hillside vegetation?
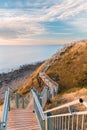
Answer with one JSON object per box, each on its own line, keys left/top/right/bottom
{"left": 46, "top": 40, "right": 87, "bottom": 92}
{"left": 18, "top": 40, "right": 87, "bottom": 98}
{"left": 18, "top": 58, "right": 54, "bottom": 94}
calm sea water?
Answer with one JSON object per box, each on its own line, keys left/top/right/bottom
{"left": 0, "top": 45, "right": 63, "bottom": 73}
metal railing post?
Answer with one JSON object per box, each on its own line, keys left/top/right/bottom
{"left": 22, "top": 97, "right": 24, "bottom": 108}
{"left": 1, "top": 88, "right": 10, "bottom": 129}
{"left": 8, "top": 88, "right": 10, "bottom": 111}
{"left": 0, "top": 122, "right": 2, "bottom": 129}
{"left": 45, "top": 118, "right": 48, "bottom": 130}
{"left": 15, "top": 93, "right": 19, "bottom": 108}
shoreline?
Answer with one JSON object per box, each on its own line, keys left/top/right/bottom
{"left": 0, "top": 61, "right": 44, "bottom": 104}
{"left": 0, "top": 61, "right": 44, "bottom": 74}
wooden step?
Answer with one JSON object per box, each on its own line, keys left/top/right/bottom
{"left": 7, "top": 99, "right": 40, "bottom": 130}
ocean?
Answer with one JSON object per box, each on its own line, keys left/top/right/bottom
{"left": 0, "top": 45, "right": 63, "bottom": 73}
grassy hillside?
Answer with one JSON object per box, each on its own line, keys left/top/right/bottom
{"left": 18, "top": 58, "right": 55, "bottom": 94}
{"left": 18, "top": 63, "right": 44, "bottom": 94}
{"left": 47, "top": 40, "right": 87, "bottom": 92}
{"left": 18, "top": 40, "right": 87, "bottom": 97}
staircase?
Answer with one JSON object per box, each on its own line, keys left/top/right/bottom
{"left": 0, "top": 88, "right": 40, "bottom": 130}
{"left": 1, "top": 43, "right": 87, "bottom": 130}
{"left": 7, "top": 99, "right": 39, "bottom": 130}
{"left": 0, "top": 88, "right": 87, "bottom": 130}
{"left": 39, "top": 72, "right": 59, "bottom": 97}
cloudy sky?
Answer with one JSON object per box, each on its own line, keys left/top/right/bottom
{"left": 0, "top": 0, "right": 87, "bottom": 45}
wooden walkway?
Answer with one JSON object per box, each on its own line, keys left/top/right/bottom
{"left": 39, "top": 72, "right": 58, "bottom": 93}
{"left": 7, "top": 99, "right": 40, "bottom": 130}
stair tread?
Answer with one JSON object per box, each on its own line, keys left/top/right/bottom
{"left": 7, "top": 99, "right": 40, "bottom": 130}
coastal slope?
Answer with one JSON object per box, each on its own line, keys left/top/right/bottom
{"left": 18, "top": 40, "right": 87, "bottom": 98}
{"left": 47, "top": 40, "right": 87, "bottom": 91}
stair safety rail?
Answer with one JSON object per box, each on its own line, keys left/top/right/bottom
{"left": 9, "top": 88, "right": 30, "bottom": 109}
{"left": 46, "top": 110, "right": 87, "bottom": 130}
{"left": 43, "top": 98, "right": 84, "bottom": 114}
{"left": 31, "top": 89, "right": 47, "bottom": 130}
{"left": 0, "top": 88, "right": 10, "bottom": 129}
{"left": 32, "top": 88, "right": 87, "bottom": 130}
{"left": 0, "top": 88, "right": 30, "bottom": 130}
{"left": 43, "top": 98, "right": 87, "bottom": 130}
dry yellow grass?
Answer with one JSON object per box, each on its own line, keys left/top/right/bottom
{"left": 47, "top": 40, "right": 87, "bottom": 91}
{"left": 45, "top": 87, "right": 87, "bottom": 113}
{"left": 18, "top": 59, "right": 52, "bottom": 95}
{"left": 18, "top": 40, "right": 87, "bottom": 103}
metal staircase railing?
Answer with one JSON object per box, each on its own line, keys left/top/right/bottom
{"left": 43, "top": 98, "right": 85, "bottom": 114}
{"left": 1, "top": 87, "right": 87, "bottom": 130}
{"left": 43, "top": 98, "right": 87, "bottom": 130}
{"left": 0, "top": 88, "right": 30, "bottom": 130}
{"left": 32, "top": 88, "right": 87, "bottom": 130}
{"left": 46, "top": 110, "right": 87, "bottom": 130}
{"left": 31, "top": 89, "right": 47, "bottom": 130}
{"left": 0, "top": 88, "right": 10, "bottom": 130}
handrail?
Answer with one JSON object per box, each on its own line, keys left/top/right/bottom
{"left": 43, "top": 98, "right": 84, "bottom": 114}
{"left": 31, "top": 89, "right": 47, "bottom": 130}
{"left": 31, "top": 89, "right": 46, "bottom": 120}
{"left": 46, "top": 110, "right": 87, "bottom": 130}
{"left": 47, "top": 110, "right": 87, "bottom": 118}
{"left": 32, "top": 88, "right": 87, "bottom": 130}
{"left": 9, "top": 87, "right": 30, "bottom": 109}
{"left": 0, "top": 87, "right": 30, "bottom": 129}
{"left": 39, "top": 72, "right": 58, "bottom": 87}
{"left": 1, "top": 88, "right": 10, "bottom": 128}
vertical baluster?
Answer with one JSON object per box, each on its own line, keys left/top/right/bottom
{"left": 58, "top": 117, "right": 60, "bottom": 130}
{"left": 55, "top": 117, "right": 57, "bottom": 130}
{"left": 60, "top": 116, "right": 62, "bottom": 130}
{"left": 22, "top": 97, "right": 24, "bottom": 108}
{"left": 54, "top": 117, "right": 55, "bottom": 130}
{"left": 72, "top": 115, "right": 74, "bottom": 130}
{"left": 15, "top": 93, "right": 19, "bottom": 108}
{"left": 55, "top": 117, "right": 56, "bottom": 130}
{"left": 53, "top": 117, "right": 54, "bottom": 130}
{"left": 45, "top": 118, "right": 48, "bottom": 130}
{"left": 0, "top": 122, "right": 1, "bottom": 129}
{"left": 81, "top": 115, "right": 84, "bottom": 130}
{"left": 56, "top": 117, "right": 58, "bottom": 130}
{"left": 8, "top": 88, "right": 10, "bottom": 111}
{"left": 0, "top": 122, "right": 2, "bottom": 129}
{"left": 68, "top": 116, "right": 70, "bottom": 130}
{"left": 76, "top": 115, "right": 78, "bottom": 130}
{"left": 8, "top": 94, "right": 10, "bottom": 111}
{"left": 65, "top": 116, "right": 66, "bottom": 130}
{"left": 62, "top": 116, "right": 63, "bottom": 130}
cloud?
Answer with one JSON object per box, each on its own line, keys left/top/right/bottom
{"left": 0, "top": 0, "right": 87, "bottom": 40}
{"left": 44, "top": 0, "right": 87, "bottom": 21}
{"left": 69, "top": 17, "right": 87, "bottom": 33}
{"left": 0, "top": 18, "right": 46, "bottom": 39}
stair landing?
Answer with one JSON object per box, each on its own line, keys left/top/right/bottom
{"left": 7, "top": 99, "right": 40, "bottom": 130}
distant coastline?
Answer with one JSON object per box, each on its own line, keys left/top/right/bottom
{"left": 0, "top": 45, "right": 63, "bottom": 74}
{"left": 0, "top": 62, "right": 43, "bottom": 104}
{"left": 0, "top": 61, "right": 44, "bottom": 74}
